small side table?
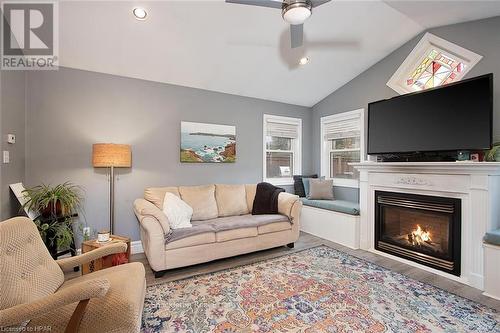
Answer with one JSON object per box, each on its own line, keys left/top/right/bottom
{"left": 81, "top": 235, "right": 131, "bottom": 274}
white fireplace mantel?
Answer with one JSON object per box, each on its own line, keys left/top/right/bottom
{"left": 352, "top": 161, "right": 500, "bottom": 289}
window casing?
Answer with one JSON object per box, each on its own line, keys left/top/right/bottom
{"left": 263, "top": 114, "right": 302, "bottom": 185}
{"left": 387, "top": 33, "right": 482, "bottom": 95}
{"left": 320, "top": 109, "right": 364, "bottom": 188}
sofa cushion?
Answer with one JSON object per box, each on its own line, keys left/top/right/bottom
{"left": 258, "top": 221, "right": 292, "bottom": 234}
{"left": 245, "top": 184, "right": 257, "bottom": 212}
{"left": 216, "top": 227, "right": 258, "bottom": 242}
{"left": 165, "top": 232, "right": 216, "bottom": 250}
{"left": 300, "top": 198, "right": 360, "bottom": 215}
{"left": 144, "top": 186, "right": 180, "bottom": 209}
{"left": 215, "top": 184, "right": 249, "bottom": 216}
{"left": 166, "top": 223, "right": 215, "bottom": 243}
{"left": 179, "top": 184, "right": 218, "bottom": 221}
{"left": 199, "top": 214, "right": 289, "bottom": 232}
{"left": 484, "top": 229, "right": 500, "bottom": 246}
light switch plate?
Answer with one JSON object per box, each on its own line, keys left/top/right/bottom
{"left": 3, "top": 151, "right": 10, "bottom": 163}
{"left": 7, "top": 134, "right": 15, "bottom": 144}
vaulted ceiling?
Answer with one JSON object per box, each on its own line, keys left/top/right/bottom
{"left": 59, "top": 1, "right": 500, "bottom": 107}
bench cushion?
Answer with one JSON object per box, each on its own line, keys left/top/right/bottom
{"left": 300, "top": 198, "right": 360, "bottom": 215}
{"left": 484, "top": 229, "right": 500, "bottom": 246}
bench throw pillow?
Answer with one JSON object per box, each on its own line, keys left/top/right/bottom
{"left": 179, "top": 184, "right": 219, "bottom": 221}
{"left": 162, "top": 193, "right": 193, "bottom": 229}
{"left": 308, "top": 178, "right": 334, "bottom": 200}
{"left": 302, "top": 176, "right": 325, "bottom": 198}
{"left": 293, "top": 174, "right": 318, "bottom": 197}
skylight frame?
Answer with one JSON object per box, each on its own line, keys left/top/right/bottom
{"left": 387, "top": 32, "right": 483, "bottom": 95}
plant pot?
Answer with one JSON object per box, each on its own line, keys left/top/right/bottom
{"left": 41, "top": 200, "right": 63, "bottom": 218}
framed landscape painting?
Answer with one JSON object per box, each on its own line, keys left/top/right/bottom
{"left": 180, "top": 121, "right": 236, "bottom": 163}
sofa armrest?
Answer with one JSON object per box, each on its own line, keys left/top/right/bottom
{"left": 278, "top": 192, "right": 301, "bottom": 222}
{"left": 0, "top": 278, "right": 109, "bottom": 328}
{"left": 134, "top": 198, "right": 170, "bottom": 235}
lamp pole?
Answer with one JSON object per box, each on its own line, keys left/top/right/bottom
{"left": 109, "top": 165, "right": 115, "bottom": 234}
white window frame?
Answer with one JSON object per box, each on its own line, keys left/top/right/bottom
{"left": 263, "top": 114, "right": 302, "bottom": 186}
{"left": 320, "top": 109, "right": 364, "bottom": 188}
{"left": 387, "top": 32, "right": 483, "bottom": 95}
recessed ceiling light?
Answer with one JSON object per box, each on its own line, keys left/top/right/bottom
{"left": 299, "top": 57, "right": 309, "bottom": 65}
{"left": 133, "top": 7, "right": 147, "bottom": 20}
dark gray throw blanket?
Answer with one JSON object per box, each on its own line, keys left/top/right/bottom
{"left": 252, "top": 182, "right": 285, "bottom": 215}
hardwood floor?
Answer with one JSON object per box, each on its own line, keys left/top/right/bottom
{"left": 68, "top": 231, "right": 500, "bottom": 311}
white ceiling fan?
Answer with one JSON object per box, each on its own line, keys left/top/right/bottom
{"left": 226, "top": 0, "right": 332, "bottom": 48}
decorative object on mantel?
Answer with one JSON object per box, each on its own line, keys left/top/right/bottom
{"left": 180, "top": 121, "right": 236, "bottom": 163}
{"left": 485, "top": 142, "right": 500, "bottom": 161}
{"left": 142, "top": 246, "right": 500, "bottom": 332}
{"left": 92, "top": 143, "right": 132, "bottom": 234}
{"left": 457, "top": 150, "right": 470, "bottom": 161}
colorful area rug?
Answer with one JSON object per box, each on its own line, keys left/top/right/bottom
{"left": 141, "top": 246, "right": 500, "bottom": 332}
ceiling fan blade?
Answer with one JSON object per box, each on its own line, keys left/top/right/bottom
{"left": 225, "top": 0, "right": 283, "bottom": 9}
{"left": 310, "top": 0, "right": 332, "bottom": 8}
{"left": 290, "top": 24, "right": 303, "bottom": 48}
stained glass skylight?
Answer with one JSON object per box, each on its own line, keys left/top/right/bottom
{"left": 406, "top": 49, "right": 465, "bottom": 91}
{"left": 387, "top": 33, "right": 482, "bottom": 95}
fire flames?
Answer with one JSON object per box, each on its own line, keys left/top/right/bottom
{"left": 408, "top": 225, "right": 432, "bottom": 246}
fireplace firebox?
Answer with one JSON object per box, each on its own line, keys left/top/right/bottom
{"left": 375, "top": 191, "right": 461, "bottom": 276}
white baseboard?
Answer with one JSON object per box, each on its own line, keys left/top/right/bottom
{"left": 130, "top": 240, "right": 144, "bottom": 254}
{"left": 76, "top": 240, "right": 144, "bottom": 255}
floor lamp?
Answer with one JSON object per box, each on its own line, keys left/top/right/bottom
{"left": 92, "top": 143, "right": 132, "bottom": 234}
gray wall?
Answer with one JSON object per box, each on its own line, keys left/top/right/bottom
{"left": 1, "top": 71, "right": 26, "bottom": 219}
{"left": 25, "top": 68, "right": 312, "bottom": 241}
{"left": 312, "top": 17, "right": 500, "bottom": 201}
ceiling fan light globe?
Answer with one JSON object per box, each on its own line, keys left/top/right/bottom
{"left": 282, "top": 6, "right": 311, "bottom": 25}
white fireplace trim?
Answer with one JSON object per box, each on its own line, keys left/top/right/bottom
{"left": 352, "top": 162, "right": 500, "bottom": 290}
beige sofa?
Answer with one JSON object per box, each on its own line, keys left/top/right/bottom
{"left": 133, "top": 184, "right": 302, "bottom": 277}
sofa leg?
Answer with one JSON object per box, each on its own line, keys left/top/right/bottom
{"left": 153, "top": 270, "right": 166, "bottom": 278}
{"left": 286, "top": 242, "right": 294, "bottom": 249}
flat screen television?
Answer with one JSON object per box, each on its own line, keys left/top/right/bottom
{"left": 367, "top": 74, "right": 493, "bottom": 155}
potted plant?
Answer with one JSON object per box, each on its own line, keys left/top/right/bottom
{"left": 22, "top": 182, "right": 83, "bottom": 257}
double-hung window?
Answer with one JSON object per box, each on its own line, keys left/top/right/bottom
{"left": 263, "top": 114, "right": 302, "bottom": 185}
{"left": 320, "top": 109, "right": 364, "bottom": 188}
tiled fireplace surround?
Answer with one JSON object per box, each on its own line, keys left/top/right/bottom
{"left": 353, "top": 162, "right": 500, "bottom": 290}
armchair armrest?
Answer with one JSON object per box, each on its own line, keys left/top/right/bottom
{"left": 278, "top": 192, "right": 301, "bottom": 222}
{"left": 134, "top": 198, "right": 170, "bottom": 235}
{"left": 56, "top": 242, "right": 127, "bottom": 272}
{"left": 0, "top": 278, "right": 110, "bottom": 327}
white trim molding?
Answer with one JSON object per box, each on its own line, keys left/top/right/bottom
{"left": 320, "top": 109, "right": 365, "bottom": 188}
{"left": 387, "top": 32, "right": 483, "bottom": 95}
{"left": 263, "top": 114, "right": 302, "bottom": 186}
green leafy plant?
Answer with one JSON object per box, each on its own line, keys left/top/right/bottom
{"left": 22, "top": 182, "right": 83, "bottom": 250}
{"left": 485, "top": 142, "right": 500, "bottom": 161}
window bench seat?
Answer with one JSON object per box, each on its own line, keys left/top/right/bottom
{"left": 300, "top": 198, "right": 360, "bottom": 249}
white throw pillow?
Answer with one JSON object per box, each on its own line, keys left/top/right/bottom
{"left": 162, "top": 192, "right": 193, "bottom": 229}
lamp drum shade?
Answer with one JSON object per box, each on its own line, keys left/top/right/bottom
{"left": 92, "top": 143, "right": 132, "bottom": 167}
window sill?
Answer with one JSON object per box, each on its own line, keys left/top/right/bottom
{"left": 264, "top": 178, "right": 294, "bottom": 186}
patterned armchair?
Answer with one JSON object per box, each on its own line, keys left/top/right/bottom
{"left": 0, "top": 217, "right": 146, "bottom": 332}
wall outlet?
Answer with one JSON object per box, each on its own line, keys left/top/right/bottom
{"left": 7, "top": 134, "right": 15, "bottom": 144}
{"left": 3, "top": 151, "right": 9, "bottom": 164}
